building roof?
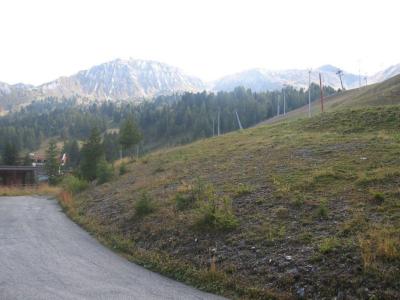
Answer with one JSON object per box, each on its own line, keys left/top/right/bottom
{"left": 0, "top": 165, "right": 37, "bottom": 171}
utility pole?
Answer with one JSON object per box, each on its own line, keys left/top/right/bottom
{"left": 277, "top": 94, "right": 280, "bottom": 116}
{"left": 319, "top": 73, "right": 324, "bottom": 113}
{"left": 336, "top": 69, "right": 345, "bottom": 90}
{"left": 282, "top": 86, "right": 286, "bottom": 115}
{"left": 308, "top": 69, "right": 312, "bottom": 118}
{"left": 235, "top": 111, "right": 243, "bottom": 130}
{"left": 212, "top": 117, "right": 215, "bottom": 137}
{"left": 217, "top": 110, "right": 220, "bottom": 136}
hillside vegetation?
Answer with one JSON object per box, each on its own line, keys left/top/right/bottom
{"left": 265, "top": 74, "right": 400, "bottom": 124}
{"left": 61, "top": 79, "right": 400, "bottom": 299}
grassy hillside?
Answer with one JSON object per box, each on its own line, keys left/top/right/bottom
{"left": 264, "top": 74, "right": 400, "bottom": 124}
{"left": 60, "top": 77, "right": 400, "bottom": 299}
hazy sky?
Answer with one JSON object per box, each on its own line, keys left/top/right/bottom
{"left": 1, "top": 0, "right": 399, "bottom": 85}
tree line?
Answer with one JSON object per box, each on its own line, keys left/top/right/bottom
{"left": 0, "top": 84, "right": 336, "bottom": 164}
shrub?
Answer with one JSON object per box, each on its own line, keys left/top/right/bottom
{"left": 174, "top": 192, "right": 195, "bottom": 211}
{"left": 62, "top": 175, "right": 88, "bottom": 194}
{"left": 119, "top": 162, "right": 127, "bottom": 176}
{"left": 195, "top": 188, "right": 239, "bottom": 231}
{"left": 135, "top": 192, "right": 155, "bottom": 217}
{"left": 96, "top": 159, "right": 114, "bottom": 184}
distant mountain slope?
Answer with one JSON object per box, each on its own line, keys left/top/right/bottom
{"left": 369, "top": 63, "right": 400, "bottom": 84}
{"left": 39, "top": 59, "right": 206, "bottom": 101}
{"left": 0, "top": 59, "right": 206, "bottom": 110}
{"left": 0, "top": 81, "right": 39, "bottom": 111}
{"left": 0, "top": 60, "right": 399, "bottom": 111}
{"left": 212, "top": 65, "right": 360, "bottom": 92}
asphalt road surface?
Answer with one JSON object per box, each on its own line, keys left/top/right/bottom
{"left": 0, "top": 196, "right": 226, "bottom": 300}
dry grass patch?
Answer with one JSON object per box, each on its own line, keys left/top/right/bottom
{"left": 0, "top": 184, "right": 61, "bottom": 196}
{"left": 359, "top": 226, "right": 400, "bottom": 269}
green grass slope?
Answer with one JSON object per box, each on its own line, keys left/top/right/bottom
{"left": 63, "top": 78, "right": 400, "bottom": 299}
{"left": 265, "top": 74, "right": 400, "bottom": 124}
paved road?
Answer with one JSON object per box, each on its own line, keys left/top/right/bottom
{"left": 0, "top": 196, "right": 226, "bottom": 300}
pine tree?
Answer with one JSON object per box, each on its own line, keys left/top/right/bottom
{"left": 45, "top": 140, "right": 60, "bottom": 185}
{"left": 80, "top": 128, "right": 104, "bottom": 181}
{"left": 63, "top": 139, "right": 80, "bottom": 167}
{"left": 2, "top": 143, "right": 18, "bottom": 165}
{"left": 119, "top": 118, "right": 142, "bottom": 158}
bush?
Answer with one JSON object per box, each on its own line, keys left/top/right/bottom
{"left": 119, "top": 162, "right": 127, "bottom": 176}
{"left": 195, "top": 185, "right": 239, "bottom": 231}
{"left": 135, "top": 192, "right": 155, "bottom": 217}
{"left": 96, "top": 160, "right": 114, "bottom": 184}
{"left": 174, "top": 192, "right": 195, "bottom": 211}
{"left": 62, "top": 175, "right": 88, "bottom": 194}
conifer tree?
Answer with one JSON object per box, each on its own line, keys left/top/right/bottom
{"left": 119, "top": 118, "right": 142, "bottom": 158}
{"left": 80, "top": 128, "right": 104, "bottom": 181}
{"left": 45, "top": 140, "right": 60, "bottom": 185}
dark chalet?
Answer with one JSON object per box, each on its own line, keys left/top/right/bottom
{"left": 0, "top": 166, "right": 38, "bottom": 186}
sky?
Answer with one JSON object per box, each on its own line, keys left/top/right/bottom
{"left": 0, "top": 0, "right": 399, "bottom": 85}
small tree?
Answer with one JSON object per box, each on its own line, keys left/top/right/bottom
{"left": 45, "top": 140, "right": 60, "bottom": 185}
{"left": 80, "top": 128, "right": 104, "bottom": 181}
{"left": 96, "top": 159, "right": 114, "bottom": 184}
{"left": 63, "top": 139, "right": 80, "bottom": 168}
{"left": 2, "top": 143, "right": 18, "bottom": 165}
{"left": 119, "top": 118, "right": 142, "bottom": 159}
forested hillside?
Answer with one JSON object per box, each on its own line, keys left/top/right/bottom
{"left": 0, "top": 84, "right": 335, "bottom": 158}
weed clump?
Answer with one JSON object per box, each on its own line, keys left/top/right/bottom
{"left": 370, "top": 191, "right": 385, "bottom": 204}
{"left": 135, "top": 192, "right": 156, "bottom": 217}
{"left": 315, "top": 200, "right": 329, "bottom": 219}
{"left": 319, "top": 237, "right": 340, "bottom": 254}
{"left": 291, "top": 194, "right": 305, "bottom": 208}
{"left": 119, "top": 162, "right": 127, "bottom": 175}
{"left": 260, "top": 223, "right": 286, "bottom": 241}
{"left": 174, "top": 192, "right": 194, "bottom": 211}
{"left": 194, "top": 184, "right": 238, "bottom": 231}
{"left": 62, "top": 175, "right": 88, "bottom": 194}
{"left": 96, "top": 160, "right": 114, "bottom": 184}
{"left": 275, "top": 206, "right": 289, "bottom": 219}
{"left": 235, "top": 183, "right": 254, "bottom": 197}
{"left": 359, "top": 227, "right": 400, "bottom": 269}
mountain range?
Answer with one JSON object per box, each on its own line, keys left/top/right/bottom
{"left": 1, "top": 59, "right": 399, "bottom": 111}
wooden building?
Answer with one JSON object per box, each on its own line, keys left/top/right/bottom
{"left": 0, "top": 166, "right": 38, "bottom": 186}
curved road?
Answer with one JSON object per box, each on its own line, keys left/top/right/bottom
{"left": 0, "top": 196, "right": 226, "bottom": 300}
